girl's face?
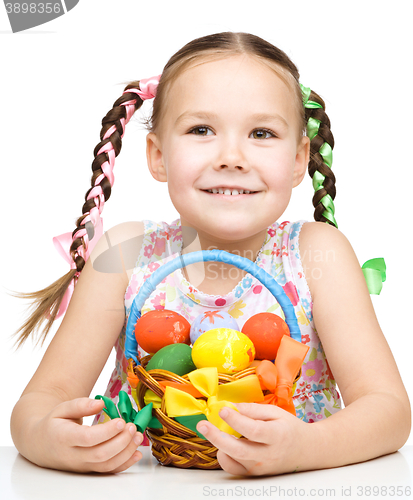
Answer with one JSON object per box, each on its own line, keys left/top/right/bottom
{"left": 146, "top": 55, "right": 309, "bottom": 246}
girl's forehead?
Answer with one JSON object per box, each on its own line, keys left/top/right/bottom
{"left": 161, "top": 55, "right": 298, "bottom": 124}
{"left": 173, "top": 55, "right": 290, "bottom": 96}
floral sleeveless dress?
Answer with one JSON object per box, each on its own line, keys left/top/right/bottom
{"left": 93, "top": 219, "right": 342, "bottom": 445}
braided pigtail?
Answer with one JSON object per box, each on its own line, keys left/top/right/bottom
{"left": 70, "top": 81, "right": 152, "bottom": 274}
{"left": 300, "top": 85, "right": 337, "bottom": 228}
{"left": 11, "top": 76, "right": 160, "bottom": 347}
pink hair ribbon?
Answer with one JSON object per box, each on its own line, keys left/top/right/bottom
{"left": 49, "top": 75, "right": 160, "bottom": 320}
{"left": 50, "top": 215, "right": 104, "bottom": 319}
{"left": 126, "top": 75, "right": 161, "bottom": 101}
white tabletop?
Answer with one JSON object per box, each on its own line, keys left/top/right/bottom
{"left": 1, "top": 446, "right": 412, "bottom": 500}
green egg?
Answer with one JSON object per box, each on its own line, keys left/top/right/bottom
{"left": 146, "top": 343, "right": 196, "bottom": 376}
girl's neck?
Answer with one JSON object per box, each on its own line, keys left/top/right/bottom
{"left": 180, "top": 220, "right": 267, "bottom": 258}
{"left": 179, "top": 219, "right": 268, "bottom": 296}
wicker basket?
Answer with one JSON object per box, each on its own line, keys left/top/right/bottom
{"left": 124, "top": 250, "right": 302, "bottom": 469}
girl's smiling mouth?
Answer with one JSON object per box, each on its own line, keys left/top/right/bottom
{"left": 201, "top": 187, "right": 260, "bottom": 196}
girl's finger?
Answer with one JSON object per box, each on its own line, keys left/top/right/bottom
{"left": 84, "top": 425, "right": 143, "bottom": 464}
{"left": 86, "top": 433, "right": 143, "bottom": 473}
{"left": 216, "top": 449, "right": 249, "bottom": 476}
{"left": 71, "top": 418, "right": 130, "bottom": 448}
{"left": 234, "top": 402, "right": 292, "bottom": 421}
{"left": 218, "top": 407, "right": 269, "bottom": 444}
{"left": 197, "top": 420, "right": 263, "bottom": 459}
{"left": 110, "top": 450, "right": 143, "bottom": 474}
{"left": 52, "top": 398, "right": 104, "bottom": 420}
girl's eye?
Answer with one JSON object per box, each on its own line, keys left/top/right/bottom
{"left": 250, "top": 129, "right": 275, "bottom": 140}
{"left": 189, "top": 126, "right": 213, "bottom": 136}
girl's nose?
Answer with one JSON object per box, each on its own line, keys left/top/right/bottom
{"left": 214, "top": 137, "right": 250, "bottom": 172}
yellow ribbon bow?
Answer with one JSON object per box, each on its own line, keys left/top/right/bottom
{"left": 164, "top": 367, "right": 264, "bottom": 437}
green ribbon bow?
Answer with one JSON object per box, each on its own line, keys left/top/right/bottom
{"left": 300, "top": 83, "right": 337, "bottom": 228}
{"left": 95, "top": 391, "right": 155, "bottom": 433}
{"left": 362, "top": 258, "right": 386, "bottom": 295}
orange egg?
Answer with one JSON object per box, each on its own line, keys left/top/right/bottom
{"left": 241, "top": 313, "right": 290, "bottom": 360}
{"left": 134, "top": 310, "right": 191, "bottom": 354}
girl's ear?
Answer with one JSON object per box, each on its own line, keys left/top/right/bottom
{"left": 293, "top": 135, "right": 310, "bottom": 187}
{"left": 146, "top": 132, "right": 168, "bottom": 182}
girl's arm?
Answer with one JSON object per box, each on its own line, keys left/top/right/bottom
{"left": 197, "top": 222, "right": 411, "bottom": 475}
{"left": 297, "top": 222, "right": 411, "bottom": 467}
{"left": 10, "top": 223, "right": 144, "bottom": 473}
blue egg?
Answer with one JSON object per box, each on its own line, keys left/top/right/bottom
{"left": 190, "top": 311, "right": 240, "bottom": 344}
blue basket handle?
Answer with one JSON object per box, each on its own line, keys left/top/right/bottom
{"left": 125, "top": 250, "right": 301, "bottom": 363}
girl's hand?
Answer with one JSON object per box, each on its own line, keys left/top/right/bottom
{"left": 32, "top": 398, "right": 143, "bottom": 473}
{"left": 196, "top": 403, "right": 311, "bottom": 476}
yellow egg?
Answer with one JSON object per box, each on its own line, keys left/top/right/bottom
{"left": 191, "top": 328, "right": 255, "bottom": 374}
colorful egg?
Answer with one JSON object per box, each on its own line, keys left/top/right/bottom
{"left": 135, "top": 310, "right": 190, "bottom": 354}
{"left": 241, "top": 312, "right": 290, "bottom": 360}
{"left": 146, "top": 343, "right": 196, "bottom": 376}
{"left": 190, "top": 311, "right": 239, "bottom": 344}
{"left": 191, "top": 328, "right": 255, "bottom": 374}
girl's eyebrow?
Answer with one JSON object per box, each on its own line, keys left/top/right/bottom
{"left": 251, "top": 112, "right": 289, "bottom": 129}
{"left": 175, "top": 111, "right": 218, "bottom": 126}
{"left": 175, "top": 111, "right": 289, "bottom": 129}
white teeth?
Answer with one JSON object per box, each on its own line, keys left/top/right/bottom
{"left": 206, "top": 188, "right": 254, "bottom": 195}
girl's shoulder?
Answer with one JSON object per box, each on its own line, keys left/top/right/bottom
{"left": 90, "top": 221, "right": 146, "bottom": 286}
{"left": 298, "top": 221, "right": 352, "bottom": 253}
{"left": 298, "top": 221, "right": 363, "bottom": 299}
{"left": 91, "top": 220, "right": 145, "bottom": 254}
{"left": 92, "top": 217, "right": 177, "bottom": 247}
{"left": 90, "top": 219, "right": 182, "bottom": 283}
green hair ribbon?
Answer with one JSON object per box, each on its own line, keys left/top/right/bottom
{"left": 300, "top": 83, "right": 337, "bottom": 228}
{"left": 362, "top": 258, "right": 386, "bottom": 295}
{"left": 301, "top": 85, "right": 386, "bottom": 295}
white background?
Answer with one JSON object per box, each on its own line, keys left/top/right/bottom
{"left": 1, "top": 1, "right": 412, "bottom": 448}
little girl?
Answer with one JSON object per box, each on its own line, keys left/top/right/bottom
{"left": 10, "top": 32, "right": 410, "bottom": 476}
